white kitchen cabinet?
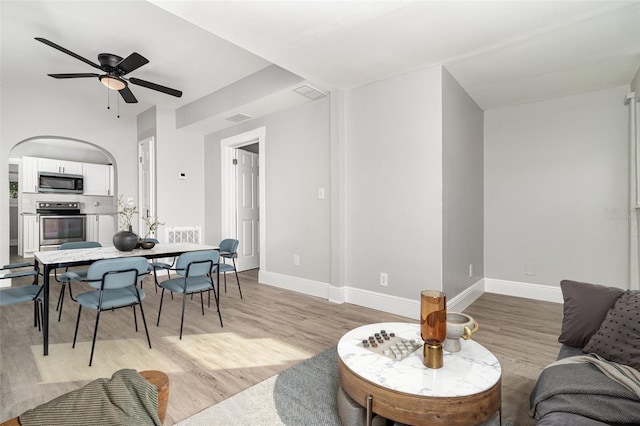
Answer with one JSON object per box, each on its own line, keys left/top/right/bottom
{"left": 83, "top": 163, "right": 113, "bottom": 196}
{"left": 86, "top": 214, "right": 115, "bottom": 247}
{"left": 21, "top": 156, "right": 39, "bottom": 193}
{"left": 22, "top": 214, "right": 39, "bottom": 256}
{"left": 38, "top": 158, "right": 83, "bottom": 175}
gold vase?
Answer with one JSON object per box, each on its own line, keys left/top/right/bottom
{"left": 420, "top": 290, "right": 446, "bottom": 369}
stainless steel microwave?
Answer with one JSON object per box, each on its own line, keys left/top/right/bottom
{"left": 38, "top": 172, "right": 84, "bottom": 194}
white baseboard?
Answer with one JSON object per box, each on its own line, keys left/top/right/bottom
{"left": 258, "top": 270, "right": 485, "bottom": 318}
{"left": 484, "top": 278, "right": 562, "bottom": 303}
{"left": 259, "top": 270, "right": 330, "bottom": 300}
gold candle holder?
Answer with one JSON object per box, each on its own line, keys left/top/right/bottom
{"left": 420, "top": 290, "right": 446, "bottom": 369}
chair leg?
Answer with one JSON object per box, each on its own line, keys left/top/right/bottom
{"left": 72, "top": 306, "right": 83, "bottom": 348}
{"left": 33, "top": 297, "right": 38, "bottom": 328}
{"left": 88, "top": 309, "right": 102, "bottom": 366}
{"left": 157, "top": 288, "right": 165, "bottom": 326}
{"left": 56, "top": 284, "right": 65, "bottom": 311}
{"left": 38, "top": 301, "right": 44, "bottom": 333}
{"left": 200, "top": 292, "right": 205, "bottom": 316}
{"left": 234, "top": 268, "right": 242, "bottom": 300}
{"left": 67, "top": 282, "right": 76, "bottom": 301}
{"left": 167, "top": 269, "right": 174, "bottom": 300}
{"left": 136, "top": 291, "right": 152, "bottom": 349}
{"left": 179, "top": 293, "right": 188, "bottom": 340}
{"left": 34, "top": 300, "right": 42, "bottom": 331}
{"left": 57, "top": 285, "right": 66, "bottom": 322}
{"left": 211, "top": 285, "right": 223, "bottom": 327}
{"left": 133, "top": 305, "right": 139, "bottom": 332}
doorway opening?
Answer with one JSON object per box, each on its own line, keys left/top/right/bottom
{"left": 138, "top": 137, "right": 156, "bottom": 237}
{"left": 221, "top": 127, "right": 265, "bottom": 272}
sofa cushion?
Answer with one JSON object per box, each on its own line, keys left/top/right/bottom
{"left": 583, "top": 291, "right": 640, "bottom": 370}
{"left": 558, "top": 280, "right": 624, "bottom": 348}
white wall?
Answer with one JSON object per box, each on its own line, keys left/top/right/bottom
{"left": 152, "top": 107, "right": 205, "bottom": 239}
{"left": 484, "top": 85, "right": 630, "bottom": 288}
{"left": 345, "top": 66, "right": 443, "bottom": 300}
{"left": 0, "top": 87, "right": 138, "bottom": 265}
{"left": 442, "top": 68, "right": 484, "bottom": 299}
{"left": 204, "top": 98, "right": 331, "bottom": 283}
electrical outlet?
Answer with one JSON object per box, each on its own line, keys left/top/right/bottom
{"left": 293, "top": 254, "right": 300, "bottom": 266}
{"left": 525, "top": 263, "right": 535, "bottom": 276}
{"left": 469, "top": 264, "right": 473, "bottom": 277}
{"left": 379, "top": 272, "right": 388, "bottom": 287}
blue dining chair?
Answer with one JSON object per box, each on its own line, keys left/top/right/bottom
{"left": 71, "top": 257, "right": 151, "bottom": 366}
{"left": 142, "top": 238, "right": 175, "bottom": 296}
{"left": 0, "top": 262, "right": 43, "bottom": 330}
{"left": 156, "top": 250, "right": 222, "bottom": 339}
{"left": 54, "top": 241, "right": 102, "bottom": 321}
{"left": 214, "top": 238, "right": 242, "bottom": 299}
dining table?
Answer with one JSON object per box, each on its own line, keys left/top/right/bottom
{"left": 33, "top": 242, "right": 220, "bottom": 356}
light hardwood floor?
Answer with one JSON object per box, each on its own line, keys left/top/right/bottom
{"left": 0, "top": 266, "right": 562, "bottom": 425}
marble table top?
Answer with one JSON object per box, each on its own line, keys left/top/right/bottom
{"left": 337, "top": 322, "right": 501, "bottom": 397}
{"left": 34, "top": 243, "right": 219, "bottom": 265}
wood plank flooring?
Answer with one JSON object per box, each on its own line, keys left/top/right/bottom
{"left": 0, "top": 267, "right": 562, "bottom": 425}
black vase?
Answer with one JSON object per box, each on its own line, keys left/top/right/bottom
{"left": 113, "top": 229, "right": 139, "bottom": 251}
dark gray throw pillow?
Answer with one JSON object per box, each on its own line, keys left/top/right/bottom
{"left": 583, "top": 291, "right": 640, "bottom": 370}
{"left": 558, "top": 280, "right": 624, "bottom": 348}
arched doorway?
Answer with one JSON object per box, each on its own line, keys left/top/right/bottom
{"left": 8, "top": 137, "right": 117, "bottom": 260}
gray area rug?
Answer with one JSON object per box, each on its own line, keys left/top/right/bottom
{"left": 177, "top": 347, "right": 525, "bottom": 426}
{"left": 177, "top": 348, "right": 340, "bottom": 426}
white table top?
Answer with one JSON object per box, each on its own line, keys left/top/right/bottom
{"left": 337, "top": 322, "right": 501, "bottom": 397}
{"left": 34, "top": 243, "right": 219, "bottom": 265}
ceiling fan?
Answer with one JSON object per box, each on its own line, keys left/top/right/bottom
{"left": 35, "top": 37, "right": 182, "bottom": 103}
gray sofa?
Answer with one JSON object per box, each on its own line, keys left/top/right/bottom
{"left": 529, "top": 280, "right": 640, "bottom": 426}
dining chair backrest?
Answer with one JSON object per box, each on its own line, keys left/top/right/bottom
{"left": 175, "top": 250, "right": 219, "bottom": 277}
{"left": 86, "top": 257, "right": 149, "bottom": 290}
{"left": 219, "top": 239, "right": 239, "bottom": 258}
{"left": 59, "top": 241, "right": 102, "bottom": 250}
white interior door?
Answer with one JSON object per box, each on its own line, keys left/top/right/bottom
{"left": 138, "top": 137, "right": 156, "bottom": 237}
{"left": 235, "top": 149, "right": 260, "bottom": 271}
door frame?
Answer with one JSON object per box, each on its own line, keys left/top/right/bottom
{"left": 221, "top": 127, "right": 265, "bottom": 271}
{"left": 138, "top": 137, "right": 156, "bottom": 236}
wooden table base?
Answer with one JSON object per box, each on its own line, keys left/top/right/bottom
{"left": 338, "top": 358, "right": 501, "bottom": 425}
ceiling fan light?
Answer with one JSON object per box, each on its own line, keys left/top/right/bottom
{"left": 99, "top": 75, "right": 126, "bottom": 91}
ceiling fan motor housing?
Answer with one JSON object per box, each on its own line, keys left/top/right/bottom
{"left": 98, "top": 53, "right": 125, "bottom": 72}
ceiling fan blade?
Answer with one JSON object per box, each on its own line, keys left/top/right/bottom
{"left": 35, "top": 37, "right": 101, "bottom": 70}
{"left": 116, "top": 52, "right": 149, "bottom": 75}
{"left": 119, "top": 86, "right": 138, "bottom": 103}
{"left": 48, "top": 73, "right": 100, "bottom": 79}
{"left": 129, "top": 77, "right": 182, "bottom": 98}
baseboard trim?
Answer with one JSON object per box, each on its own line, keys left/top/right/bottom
{"left": 484, "top": 278, "right": 562, "bottom": 303}
{"left": 259, "top": 270, "right": 330, "bottom": 300}
{"left": 259, "top": 271, "right": 485, "bottom": 318}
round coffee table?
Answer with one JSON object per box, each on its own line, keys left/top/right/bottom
{"left": 337, "top": 322, "right": 502, "bottom": 425}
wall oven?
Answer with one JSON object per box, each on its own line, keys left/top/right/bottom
{"left": 37, "top": 202, "right": 86, "bottom": 249}
{"left": 38, "top": 172, "right": 84, "bottom": 194}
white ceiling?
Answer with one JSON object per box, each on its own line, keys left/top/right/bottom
{"left": 153, "top": 0, "right": 640, "bottom": 110}
{"left": 2, "top": 0, "right": 639, "bottom": 133}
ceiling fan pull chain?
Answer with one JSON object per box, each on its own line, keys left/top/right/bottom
{"left": 117, "top": 94, "right": 120, "bottom": 119}
{"left": 107, "top": 85, "right": 110, "bottom": 110}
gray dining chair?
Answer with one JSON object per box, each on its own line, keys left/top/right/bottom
{"left": 54, "top": 241, "right": 102, "bottom": 321}
{"left": 156, "top": 250, "right": 222, "bottom": 339}
{"left": 71, "top": 257, "right": 151, "bottom": 366}
{"left": 0, "top": 262, "right": 43, "bottom": 330}
{"left": 214, "top": 238, "right": 242, "bottom": 299}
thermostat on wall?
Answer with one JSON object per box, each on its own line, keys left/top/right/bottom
{"left": 179, "top": 172, "right": 186, "bottom": 180}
